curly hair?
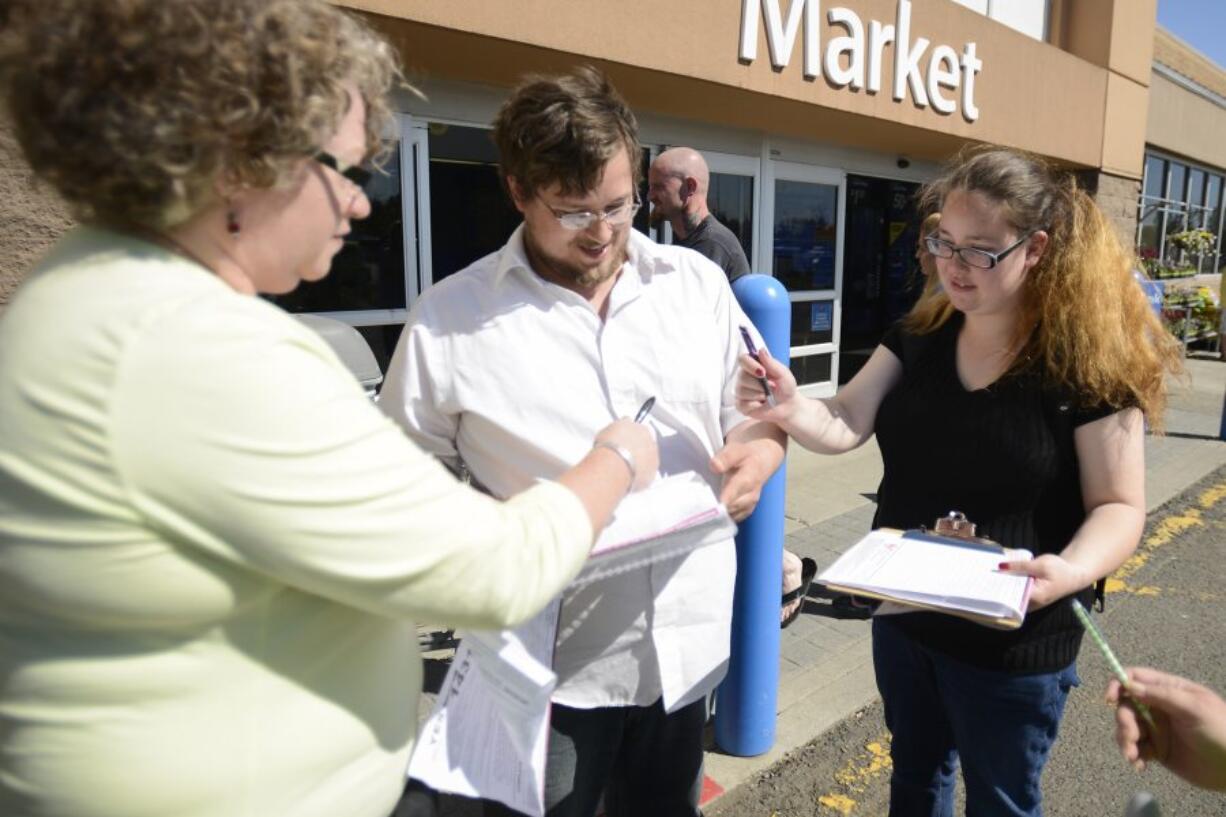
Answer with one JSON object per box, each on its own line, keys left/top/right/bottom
{"left": 906, "top": 146, "right": 1183, "bottom": 429}
{"left": 493, "top": 65, "right": 643, "bottom": 201}
{"left": 0, "top": 0, "right": 401, "bottom": 229}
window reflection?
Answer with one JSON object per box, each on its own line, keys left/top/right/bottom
{"left": 427, "top": 124, "right": 519, "bottom": 284}
{"left": 789, "top": 353, "right": 832, "bottom": 386}
{"left": 708, "top": 173, "right": 754, "bottom": 263}
{"left": 772, "top": 180, "right": 838, "bottom": 291}
{"left": 271, "top": 142, "right": 406, "bottom": 314}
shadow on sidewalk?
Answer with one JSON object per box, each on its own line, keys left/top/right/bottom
{"left": 799, "top": 587, "right": 875, "bottom": 621}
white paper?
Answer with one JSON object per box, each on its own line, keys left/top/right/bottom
{"left": 820, "top": 528, "right": 1033, "bottom": 622}
{"left": 408, "top": 472, "right": 734, "bottom": 816}
{"left": 574, "top": 471, "right": 737, "bottom": 587}
{"left": 408, "top": 602, "right": 559, "bottom": 815}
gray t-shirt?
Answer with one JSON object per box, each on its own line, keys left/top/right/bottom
{"left": 677, "top": 215, "right": 751, "bottom": 282}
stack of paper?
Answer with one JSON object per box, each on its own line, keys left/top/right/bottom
{"left": 818, "top": 528, "right": 1034, "bottom": 629}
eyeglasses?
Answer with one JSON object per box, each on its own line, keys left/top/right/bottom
{"left": 543, "top": 197, "right": 642, "bottom": 231}
{"left": 314, "top": 151, "right": 373, "bottom": 188}
{"left": 924, "top": 232, "right": 1034, "bottom": 270}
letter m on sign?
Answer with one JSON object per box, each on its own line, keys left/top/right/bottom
{"left": 740, "top": 0, "right": 820, "bottom": 80}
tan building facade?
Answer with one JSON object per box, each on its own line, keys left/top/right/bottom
{"left": 8, "top": 0, "right": 1222, "bottom": 391}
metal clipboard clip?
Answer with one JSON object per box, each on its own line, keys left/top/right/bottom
{"left": 907, "top": 510, "right": 1005, "bottom": 554}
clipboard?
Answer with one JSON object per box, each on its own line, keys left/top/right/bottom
{"left": 818, "top": 510, "right": 1034, "bottom": 630}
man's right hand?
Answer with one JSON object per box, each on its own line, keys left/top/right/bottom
{"left": 594, "top": 418, "right": 658, "bottom": 491}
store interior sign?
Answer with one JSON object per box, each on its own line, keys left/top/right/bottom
{"left": 739, "top": 0, "right": 982, "bottom": 122}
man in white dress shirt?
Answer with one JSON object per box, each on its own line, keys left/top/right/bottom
{"left": 381, "top": 67, "right": 785, "bottom": 817}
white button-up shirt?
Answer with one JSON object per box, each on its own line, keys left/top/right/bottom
{"left": 381, "top": 226, "right": 761, "bottom": 710}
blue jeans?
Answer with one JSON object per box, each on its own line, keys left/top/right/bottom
{"left": 872, "top": 617, "right": 1079, "bottom": 817}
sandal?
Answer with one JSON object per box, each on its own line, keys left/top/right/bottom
{"left": 781, "top": 557, "right": 817, "bottom": 629}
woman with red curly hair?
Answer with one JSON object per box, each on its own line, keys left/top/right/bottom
{"left": 737, "top": 146, "right": 1182, "bottom": 816}
{"left": 0, "top": 2, "right": 656, "bottom": 815}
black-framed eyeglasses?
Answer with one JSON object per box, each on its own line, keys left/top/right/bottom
{"left": 314, "top": 151, "right": 373, "bottom": 188}
{"left": 543, "top": 197, "right": 642, "bottom": 231}
{"left": 924, "top": 231, "right": 1035, "bottom": 270}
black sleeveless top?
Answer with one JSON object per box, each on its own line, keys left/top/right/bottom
{"left": 873, "top": 314, "right": 1115, "bottom": 672}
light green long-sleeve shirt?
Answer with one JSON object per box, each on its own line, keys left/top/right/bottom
{"left": 0, "top": 228, "right": 591, "bottom": 817}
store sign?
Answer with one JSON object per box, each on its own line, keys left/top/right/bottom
{"left": 739, "top": 0, "right": 983, "bottom": 122}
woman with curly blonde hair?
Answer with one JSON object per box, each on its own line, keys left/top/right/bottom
{"left": 0, "top": 2, "right": 656, "bottom": 815}
{"left": 737, "top": 145, "right": 1181, "bottom": 816}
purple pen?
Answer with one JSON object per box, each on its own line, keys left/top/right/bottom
{"left": 738, "top": 325, "right": 776, "bottom": 407}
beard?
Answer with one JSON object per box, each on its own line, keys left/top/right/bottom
{"left": 523, "top": 227, "right": 629, "bottom": 290}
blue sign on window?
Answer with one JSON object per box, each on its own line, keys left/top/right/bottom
{"left": 810, "top": 301, "right": 833, "bottom": 333}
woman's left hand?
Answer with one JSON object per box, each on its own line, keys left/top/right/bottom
{"left": 998, "top": 554, "right": 1094, "bottom": 611}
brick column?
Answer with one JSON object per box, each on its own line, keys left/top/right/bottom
{"left": 1076, "top": 169, "right": 1142, "bottom": 249}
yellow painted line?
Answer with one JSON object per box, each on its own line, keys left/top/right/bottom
{"left": 1198, "top": 482, "right": 1226, "bottom": 510}
{"left": 817, "top": 735, "right": 892, "bottom": 814}
{"left": 1105, "top": 478, "right": 1226, "bottom": 594}
{"left": 818, "top": 793, "right": 856, "bottom": 815}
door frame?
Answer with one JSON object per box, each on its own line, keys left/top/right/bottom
{"left": 762, "top": 159, "right": 846, "bottom": 397}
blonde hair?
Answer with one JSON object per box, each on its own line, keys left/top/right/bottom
{"left": 907, "top": 146, "right": 1182, "bottom": 429}
{"left": 915, "top": 211, "right": 940, "bottom": 286}
{"left": 0, "top": 0, "right": 401, "bottom": 229}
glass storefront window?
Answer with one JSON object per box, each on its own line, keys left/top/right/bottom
{"left": 1144, "top": 155, "right": 1166, "bottom": 200}
{"left": 1138, "top": 155, "right": 1167, "bottom": 259}
{"left": 427, "top": 124, "right": 520, "bottom": 285}
{"left": 1207, "top": 175, "right": 1224, "bottom": 272}
{"left": 1166, "top": 162, "right": 1188, "bottom": 243}
{"left": 772, "top": 180, "right": 838, "bottom": 292}
{"left": 789, "top": 353, "right": 832, "bottom": 386}
{"left": 271, "top": 141, "right": 407, "bottom": 314}
{"left": 1188, "top": 169, "right": 1206, "bottom": 229}
{"left": 840, "top": 175, "right": 922, "bottom": 383}
{"left": 1139, "top": 152, "right": 1226, "bottom": 276}
{"left": 708, "top": 172, "right": 754, "bottom": 263}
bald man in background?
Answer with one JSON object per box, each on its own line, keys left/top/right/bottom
{"left": 648, "top": 147, "right": 750, "bottom": 283}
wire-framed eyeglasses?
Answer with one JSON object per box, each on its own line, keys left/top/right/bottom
{"left": 544, "top": 198, "right": 642, "bottom": 231}
{"left": 924, "top": 231, "right": 1035, "bottom": 270}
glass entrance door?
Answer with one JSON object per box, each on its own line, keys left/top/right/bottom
{"left": 840, "top": 175, "right": 923, "bottom": 384}
{"left": 765, "top": 162, "right": 844, "bottom": 396}
{"left": 704, "top": 150, "right": 760, "bottom": 269}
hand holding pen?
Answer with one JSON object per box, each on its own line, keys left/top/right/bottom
{"left": 735, "top": 325, "right": 796, "bottom": 417}
{"left": 1105, "top": 665, "right": 1226, "bottom": 791}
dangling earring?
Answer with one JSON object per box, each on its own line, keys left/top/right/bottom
{"left": 225, "top": 203, "right": 241, "bottom": 236}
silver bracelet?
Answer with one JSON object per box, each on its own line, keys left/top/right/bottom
{"left": 592, "top": 441, "right": 636, "bottom": 489}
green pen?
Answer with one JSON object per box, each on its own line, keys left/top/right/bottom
{"left": 1070, "top": 599, "right": 1157, "bottom": 730}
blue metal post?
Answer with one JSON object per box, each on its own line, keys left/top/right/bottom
{"left": 715, "top": 273, "right": 791, "bottom": 757}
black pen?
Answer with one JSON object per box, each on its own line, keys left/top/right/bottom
{"left": 738, "top": 325, "right": 776, "bottom": 407}
{"left": 634, "top": 396, "right": 656, "bottom": 423}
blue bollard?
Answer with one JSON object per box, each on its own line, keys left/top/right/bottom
{"left": 715, "top": 273, "right": 791, "bottom": 757}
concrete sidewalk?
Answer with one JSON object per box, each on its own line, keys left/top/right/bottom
{"left": 701, "top": 353, "right": 1226, "bottom": 808}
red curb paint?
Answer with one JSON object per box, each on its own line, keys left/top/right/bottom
{"left": 699, "top": 774, "right": 725, "bottom": 805}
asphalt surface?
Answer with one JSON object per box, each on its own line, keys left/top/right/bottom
{"left": 709, "top": 463, "right": 1226, "bottom": 817}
